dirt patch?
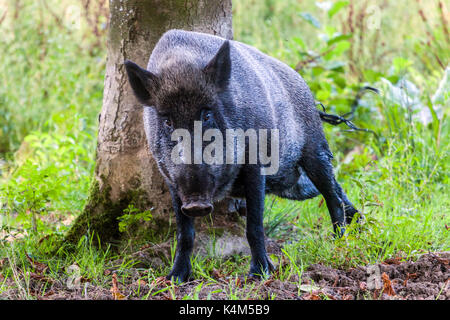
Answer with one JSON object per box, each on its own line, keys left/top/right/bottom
{"left": 300, "top": 252, "right": 450, "bottom": 300}
{"left": 1, "top": 252, "right": 448, "bottom": 300}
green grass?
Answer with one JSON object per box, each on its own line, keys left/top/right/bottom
{"left": 0, "top": 0, "right": 449, "bottom": 299}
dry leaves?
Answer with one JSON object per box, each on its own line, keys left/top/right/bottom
{"left": 110, "top": 273, "right": 125, "bottom": 300}
{"left": 302, "top": 290, "right": 339, "bottom": 300}
{"left": 302, "top": 292, "right": 321, "bottom": 300}
{"left": 235, "top": 277, "right": 242, "bottom": 288}
{"left": 151, "top": 276, "right": 172, "bottom": 287}
{"left": 432, "top": 254, "right": 449, "bottom": 266}
{"left": 383, "top": 257, "right": 402, "bottom": 265}
{"left": 211, "top": 269, "right": 226, "bottom": 280}
{"left": 381, "top": 272, "right": 396, "bottom": 296}
{"left": 403, "top": 273, "right": 418, "bottom": 287}
{"left": 134, "top": 279, "right": 147, "bottom": 287}
{"left": 25, "top": 253, "right": 48, "bottom": 274}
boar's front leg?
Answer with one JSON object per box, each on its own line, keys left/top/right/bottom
{"left": 167, "top": 187, "right": 195, "bottom": 283}
{"left": 243, "top": 166, "right": 274, "bottom": 278}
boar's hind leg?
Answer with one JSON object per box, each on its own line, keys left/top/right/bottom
{"left": 244, "top": 166, "right": 275, "bottom": 278}
{"left": 167, "top": 187, "right": 195, "bottom": 283}
{"left": 300, "top": 144, "right": 358, "bottom": 235}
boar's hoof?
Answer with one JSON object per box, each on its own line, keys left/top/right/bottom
{"left": 345, "top": 206, "right": 361, "bottom": 225}
{"left": 333, "top": 225, "right": 346, "bottom": 238}
{"left": 181, "top": 201, "right": 213, "bottom": 217}
{"left": 249, "top": 255, "right": 275, "bottom": 279}
{"left": 166, "top": 269, "right": 191, "bottom": 284}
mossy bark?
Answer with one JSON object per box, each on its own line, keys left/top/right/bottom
{"left": 66, "top": 0, "right": 246, "bottom": 251}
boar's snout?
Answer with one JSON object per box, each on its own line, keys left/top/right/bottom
{"left": 181, "top": 201, "right": 214, "bottom": 217}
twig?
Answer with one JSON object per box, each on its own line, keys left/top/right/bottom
{"left": 317, "top": 86, "right": 379, "bottom": 137}
{"left": 0, "top": 8, "right": 7, "bottom": 26}
{"left": 343, "top": 86, "right": 379, "bottom": 120}
{"left": 294, "top": 45, "right": 337, "bottom": 71}
{"left": 41, "top": 0, "right": 67, "bottom": 32}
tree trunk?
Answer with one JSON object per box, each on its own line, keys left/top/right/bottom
{"left": 66, "top": 0, "right": 245, "bottom": 253}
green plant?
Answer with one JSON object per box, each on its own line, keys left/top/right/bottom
{"left": 0, "top": 0, "right": 449, "bottom": 300}
{"left": 117, "top": 205, "right": 153, "bottom": 233}
{"left": 1, "top": 127, "right": 94, "bottom": 236}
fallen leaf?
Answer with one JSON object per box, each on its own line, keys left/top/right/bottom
{"left": 0, "top": 258, "right": 7, "bottom": 268}
{"left": 235, "top": 277, "right": 242, "bottom": 288}
{"left": 161, "top": 292, "right": 173, "bottom": 300}
{"left": 110, "top": 273, "right": 125, "bottom": 300}
{"left": 433, "top": 255, "right": 449, "bottom": 266}
{"left": 302, "top": 292, "right": 321, "bottom": 300}
{"left": 135, "top": 279, "right": 147, "bottom": 287}
{"left": 383, "top": 257, "right": 402, "bottom": 265}
{"left": 332, "top": 275, "right": 339, "bottom": 287}
{"left": 211, "top": 269, "right": 224, "bottom": 279}
{"left": 43, "top": 290, "right": 55, "bottom": 297}
{"left": 325, "top": 293, "right": 337, "bottom": 300}
{"left": 263, "top": 278, "right": 274, "bottom": 286}
{"left": 26, "top": 271, "right": 54, "bottom": 283}
{"left": 25, "top": 253, "right": 48, "bottom": 274}
{"left": 139, "top": 243, "right": 152, "bottom": 250}
{"left": 403, "top": 273, "right": 417, "bottom": 287}
{"left": 151, "top": 276, "right": 172, "bottom": 287}
{"left": 32, "top": 289, "right": 56, "bottom": 300}
{"left": 381, "top": 272, "right": 396, "bottom": 296}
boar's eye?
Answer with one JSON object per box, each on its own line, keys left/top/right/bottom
{"left": 163, "top": 118, "right": 173, "bottom": 129}
{"left": 201, "top": 110, "right": 214, "bottom": 123}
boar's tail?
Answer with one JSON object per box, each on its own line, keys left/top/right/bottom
{"left": 278, "top": 170, "right": 320, "bottom": 201}
{"left": 318, "top": 86, "right": 379, "bottom": 136}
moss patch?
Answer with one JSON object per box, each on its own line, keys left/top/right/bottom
{"left": 65, "top": 178, "right": 154, "bottom": 248}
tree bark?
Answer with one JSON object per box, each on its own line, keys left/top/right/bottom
{"left": 66, "top": 0, "right": 245, "bottom": 251}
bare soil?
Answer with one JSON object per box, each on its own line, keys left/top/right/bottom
{"left": 299, "top": 251, "right": 450, "bottom": 300}
{"left": 1, "top": 252, "right": 448, "bottom": 300}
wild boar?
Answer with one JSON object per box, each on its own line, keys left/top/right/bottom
{"left": 124, "top": 29, "right": 358, "bottom": 282}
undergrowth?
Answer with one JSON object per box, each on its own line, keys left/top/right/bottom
{"left": 0, "top": 0, "right": 448, "bottom": 299}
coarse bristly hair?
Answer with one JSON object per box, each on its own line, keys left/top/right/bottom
{"left": 124, "top": 29, "right": 360, "bottom": 283}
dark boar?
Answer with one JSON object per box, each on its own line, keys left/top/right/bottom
{"left": 124, "top": 29, "right": 358, "bottom": 282}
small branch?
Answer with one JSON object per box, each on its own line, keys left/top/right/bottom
{"left": 317, "top": 86, "right": 380, "bottom": 137}
{"left": 294, "top": 45, "right": 336, "bottom": 72}
{"left": 41, "top": 0, "right": 67, "bottom": 31}
{"left": 0, "top": 8, "right": 7, "bottom": 26}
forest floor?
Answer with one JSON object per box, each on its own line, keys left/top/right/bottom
{"left": 1, "top": 243, "right": 448, "bottom": 300}
{"left": 1, "top": 0, "right": 449, "bottom": 302}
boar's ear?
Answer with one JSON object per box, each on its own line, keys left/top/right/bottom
{"left": 203, "top": 40, "right": 231, "bottom": 91}
{"left": 124, "top": 60, "right": 159, "bottom": 105}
